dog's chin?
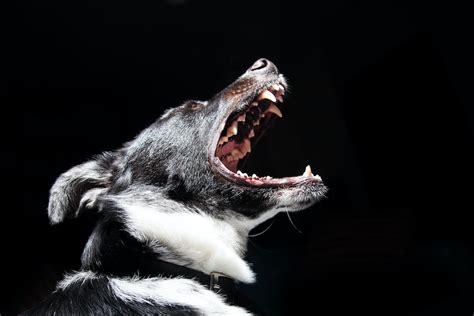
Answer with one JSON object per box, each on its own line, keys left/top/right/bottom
{"left": 270, "top": 181, "right": 328, "bottom": 212}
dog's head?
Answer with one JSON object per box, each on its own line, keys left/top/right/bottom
{"left": 48, "top": 58, "right": 326, "bottom": 230}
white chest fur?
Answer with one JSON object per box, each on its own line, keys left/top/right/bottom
{"left": 120, "top": 202, "right": 256, "bottom": 283}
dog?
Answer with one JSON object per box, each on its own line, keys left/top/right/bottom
{"left": 23, "top": 58, "right": 327, "bottom": 315}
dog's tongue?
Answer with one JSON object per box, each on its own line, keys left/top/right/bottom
{"left": 216, "top": 140, "right": 240, "bottom": 172}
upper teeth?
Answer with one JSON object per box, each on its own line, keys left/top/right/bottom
{"left": 215, "top": 81, "right": 322, "bottom": 183}
{"left": 258, "top": 90, "right": 277, "bottom": 103}
{"left": 216, "top": 81, "right": 287, "bottom": 171}
{"left": 218, "top": 136, "right": 228, "bottom": 145}
{"left": 227, "top": 121, "right": 238, "bottom": 137}
{"left": 219, "top": 84, "right": 285, "bottom": 145}
{"left": 266, "top": 104, "right": 283, "bottom": 117}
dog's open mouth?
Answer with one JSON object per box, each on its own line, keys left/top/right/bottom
{"left": 212, "top": 78, "right": 322, "bottom": 187}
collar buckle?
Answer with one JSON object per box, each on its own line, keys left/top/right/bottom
{"left": 209, "top": 272, "right": 228, "bottom": 293}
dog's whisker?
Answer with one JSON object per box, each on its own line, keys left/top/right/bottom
{"left": 286, "top": 211, "right": 302, "bottom": 234}
{"left": 248, "top": 218, "right": 275, "bottom": 237}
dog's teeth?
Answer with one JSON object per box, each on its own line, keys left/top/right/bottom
{"left": 272, "top": 84, "right": 280, "bottom": 91}
{"left": 266, "top": 104, "right": 283, "bottom": 117}
{"left": 277, "top": 95, "right": 284, "bottom": 103}
{"left": 241, "top": 139, "right": 251, "bottom": 154}
{"left": 227, "top": 121, "right": 238, "bottom": 137}
{"left": 243, "top": 172, "right": 248, "bottom": 177}
{"left": 249, "top": 129, "right": 255, "bottom": 138}
{"left": 237, "top": 114, "right": 246, "bottom": 122}
{"left": 303, "top": 165, "right": 313, "bottom": 177}
{"left": 258, "top": 90, "right": 277, "bottom": 103}
{"left": 265, "top": 176, "right": 272, "bottom": 180}
{"left": 252, "top": 174, "right": 258, "bottom": 179}
{"left": 231, "top": 149, "right": 243, "bottom": 159}
{"left": 218, "top": 136, "right": 228, "bottom": 145}
{"left": 313, "top": 174, "right": 322, "bottom": 181}
{"left": 251, "top": 102, "right": 258, "bottom": 107}
{"left": 237, "top": 170, "right": 243, "bottom": 176}
{"left": 278, "top": 84, "right": 285, "bottom": 91}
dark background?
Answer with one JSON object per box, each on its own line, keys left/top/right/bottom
{"left": 3, "top": 0, "right": 473, "bottom": 315}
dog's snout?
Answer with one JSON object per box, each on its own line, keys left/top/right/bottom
{"left": 248, "top": 58, "right": 278, "bottom": 75}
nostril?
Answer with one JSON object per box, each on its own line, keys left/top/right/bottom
{"left": 250, "top": 58, "right": 268, "bottom": 71}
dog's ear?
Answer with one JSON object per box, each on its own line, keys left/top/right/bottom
{"left": 48, "top": 154, "right": 113, "bottom": 224}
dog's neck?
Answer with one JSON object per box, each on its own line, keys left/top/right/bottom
{"left": 121, "top": 202, "right": 257, "bottom": 283}
{"left": 83, "top": 194, "right": 279, "bottom": 284}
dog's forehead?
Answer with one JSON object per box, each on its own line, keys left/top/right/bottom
{"left": 154, "top": 99, "right": 217, "bottom": 126}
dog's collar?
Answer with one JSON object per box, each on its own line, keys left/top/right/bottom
{"left": 152, "top": 259, "right": 236, "bottom": 303}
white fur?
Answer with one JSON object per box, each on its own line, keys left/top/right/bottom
{"left": 58, "top": 271, "right": 250, "bottom": 315}
{"left": 79, "top": 187, "right": 107, "bottom": 209}
{"left": 57, "top": 271, "right": 97, "bottom": 290}
{"left": 110, "top": 276, "right": 251, "bottom": 315}
{"left": 120, "top": 202, "right": 256, "bottom": 283}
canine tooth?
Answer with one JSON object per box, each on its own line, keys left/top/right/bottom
{"left": 266, "top": 104, "right": 283, "bottom": 117}
{"left": 278, "top": 84, "right": 285, "bottom": 91}
{"left": 258, "top": 90, "right": 277, "bottom": 103}
{"left": 277, "top": 95, "right": 284, "bottom": 103}
{"left": 237, "top": 114, "right": 246, "bottom": 122}
{"left": 249, "top": 129, "right": 255, "bottom": 138}
{"left": 272, "top": 84, "right": 280, "bottom": 91}
{"left": 303, "top": 165, "right": 313, "bottom": 177}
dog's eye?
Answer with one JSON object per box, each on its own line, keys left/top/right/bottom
{"left": 185, "top": 102, "right": 204, "bottom": 111}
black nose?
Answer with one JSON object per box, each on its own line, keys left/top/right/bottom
{"left": 248, "top": 58, "right": 278, "bottom": 74}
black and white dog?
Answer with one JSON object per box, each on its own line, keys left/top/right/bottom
{"left": 24, "top": 59, "right": 327, "bottom": 315}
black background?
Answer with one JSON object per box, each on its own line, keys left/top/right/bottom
{"left": 3, "top": 0, "right": 474, "bottom": 315}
